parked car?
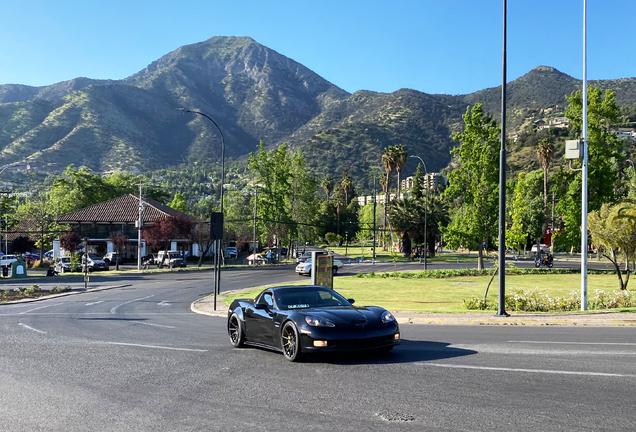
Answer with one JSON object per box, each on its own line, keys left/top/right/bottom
{"left": 0, "top": 254, "right": 19, "bottom": 268}
{"left": 224, "top": 247, "right": 238, "bottom": 259}
{"left": 531, "top": 244, "right": 551, "bottom": 253}
{"left": 227, "top": 285, "right": 400, "bottom": 361}
{"left": 54, "top": 256, "right": 81, "bottom": 273}
{"left": 295, "top": 257, "right": 344, "bottom": 276}
{"left": 156, "top": 250, "right": 187, "bottom": 268}
{"left": 23, "top": 253, "right": 40, "bottom": 265}
{"left": 44, "top": 250, "right": 54, "bottom": 260}
{"left": 296, "top": 250, "right": 327, "bottom": 264}
{"left": 82, "top": 253, "right": 109, "bottom": 272}
{"left": 102, "top": 252, "right": 123, "bottom": 265}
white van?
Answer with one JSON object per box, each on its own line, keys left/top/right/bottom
{"left": 156, "top": 250, "right": 186, "bottom": 268}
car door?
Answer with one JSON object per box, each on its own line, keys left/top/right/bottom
{"left": 244, "top": 292, "right": 277, "bottom": 346}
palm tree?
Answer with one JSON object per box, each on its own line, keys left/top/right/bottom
{"left": 537, "top": 138, "right": 555, "bottom": 208}
{"left": 381, "top": 147, "right": 397, "bottom": 246}
{"left": 393, "top": 145, "right": 408, "bottom": 198}
{"left": 388, "top": 197, "right": 421, "bottom": 257}
{"left": 340, "top": 171, "right": 353, "bottom": 205}
{"left": 321, "top": 176, "right": 334, "bottom": 201}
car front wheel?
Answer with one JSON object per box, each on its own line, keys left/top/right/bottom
{"left": 332, "top": 266, "right": 338, "bottom": 275}
{"left": 228, "top": 313, "right": 245, "bottom": 348}
{"left": 281, "top": 321, "right": 302, "bottom": 362}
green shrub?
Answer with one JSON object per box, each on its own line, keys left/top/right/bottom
{"left": 51, "top": 285, "right": 71, "bottom": 294}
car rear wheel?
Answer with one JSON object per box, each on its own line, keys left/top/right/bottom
{"left": 228, "top": 313, "right": 245, "bottom": 348}
{"left": 332, "top": 266, "right": 338, "bottom": 275}
{"left": 281, "top": 321, "right": 302, "bottom": 362}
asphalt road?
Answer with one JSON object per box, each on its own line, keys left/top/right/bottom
{"left": 1, "top": 266, "right": 635, "bottom": 431}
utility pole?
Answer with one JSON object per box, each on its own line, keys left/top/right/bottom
{"left": 372, "top": 178, "right": 377, "bottom": 265}
{"left": 253, "top": 187, "right": 258, "bottom": 254}
{"left": 137, "top": 183, "right": 144, "bottom": 271}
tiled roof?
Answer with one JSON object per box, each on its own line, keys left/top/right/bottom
{"left": 56, "top": 194, "right": 199, "bottom": 224}
{"left": 4, "top": 219, "right": 41, "bottom": 242}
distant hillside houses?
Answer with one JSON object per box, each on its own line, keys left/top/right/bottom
{"left": 537, "top": 116, "right": 570, "bottom": 130}
{"left": 614, "top": 128, "right": 636, "bottom": 141}
{"left": 357, "top": 173, "right": 447, "bottom": 206}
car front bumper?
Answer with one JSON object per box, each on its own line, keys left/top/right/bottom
{"left": 298, "top": 324, "right": 400, "bottom": 353}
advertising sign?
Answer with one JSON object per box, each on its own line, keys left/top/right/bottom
{"left": 311, "top": 252, "right": 333, "bottom": 289}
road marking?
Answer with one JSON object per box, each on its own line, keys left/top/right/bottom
{"left": 18, "top": 323, "right": 47, "bottom": 334}
{"left": 18, "top": 303, "right": 61, "bottom": 315}
{"left": 420, "top": 363, "right": 636, "bottom": 378}
{"left": 130, "top": 321, "right": 176, "bottom": 329}
{"left": 510, "top": 340, "right": 636, "bottom": 346}
{"left": 157, "top": 301, "right": 171, "bottom": 306}
{"left": 110, "top": 295, "right": 154, "bottom": 314}
{"left": 85, "top": 301, "right": 104, "bottom": 306}
{"left": 103, "top": 342, "right": 207, "bottom": 352}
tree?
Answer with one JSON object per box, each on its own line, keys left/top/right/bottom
{"left": 442, "top": 104, "right": 500, "bottom": 270}
{"left": 536, "top": 138, "right": 555, "bottom": 208}
{"left": 321, "top": 176, "right": 334, "bottom": 202}
{"left": 388, "top": 197, "right": 423, "bottom": 257}
{"left": 588, "top": 202, "right": 636, "bottom": 290}
{"left": 169, "top": 193, "right": 189, "bottom": 213}
{"left": 190, "top": 222, "right": 214, "bottom": 267}
{"left": 393, "top": 145, "right": 408, "bottom": 197}
{"left": 411, "top": 164, "right": 425, "bottom": 200}
{"left": 11, "top": 236, "right": 35, "bottom": 255}
{"left": 507, "top": 171, "right": 546, "bottom": 256}
{"left": 381, "top": 147, "right": 396, "bottom": 245}
{"left": 109, "top": 231, "right": 129, "bottom": 270}
{"left": 557, "top": 86, "right": 623, "bottom": 248}
{"left": 340, "top": 169, "right": 353, "bottom": 206}
{"left": 59, "top": 231, "right": 83, "bottom": 254}
{"left": 143, "top": 216, "right": 193, "bottom": 268}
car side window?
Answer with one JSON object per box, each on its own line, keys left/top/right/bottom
{"left": 257, "top": 292, "right": 274, "bottom": 308}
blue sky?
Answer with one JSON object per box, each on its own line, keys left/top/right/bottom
{"left": 1, "top": 0, "right": 633, "bottom": 95}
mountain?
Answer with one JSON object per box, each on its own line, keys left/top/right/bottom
{"left": 1, "top": 37, "right": 636, "bottom": 185}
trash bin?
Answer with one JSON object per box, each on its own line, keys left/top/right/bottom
{"left": 2, "top": 266, "right": 8, "bottom": 277}
{"left": 11, "top": 262, "right": 27, "bottom": 278}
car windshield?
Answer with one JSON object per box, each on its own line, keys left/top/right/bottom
{"left": 89, "top": 254, "right": 100, "bottom": 259}
{"left": 274, "top": 287, "right": 350, "bottom": 310}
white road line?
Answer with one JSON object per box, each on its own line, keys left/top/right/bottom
{"left": 110, "top": 295, "right": 154, "bottom": 314}
{"left": 104, "top": 342, "right": 207, "bottom": 352}
{"left": 157, "top": 301, "right": 171, "bottom": 306}
{"left": 18, "top": 303, "right": 61, "bottom": 315}
{"left": 130, "top": 321, "right": 176, "bottom": 329}
{"left": 18, "top": 323, "right": 47, "bottom": 334}
{"left": 85, "top": 301, "right": 104, "bottom": 306}
{"left": 510, "top": 340, "right": 636, "bottom": 346}
{"left": 420, "top": 363, "right": 636, "bottom": 378}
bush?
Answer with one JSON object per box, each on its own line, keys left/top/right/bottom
{"left": 51, "top": 285, "right": 71, "bottom": 294}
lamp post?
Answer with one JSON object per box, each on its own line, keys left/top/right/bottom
{"left": 409, "top": 155, "right": 428, "bottom": 270}
{"left": 177, "top": 108, "right": 226, "bottom": 302}
{"left": 0, "top": 162, "right": 21, "bottom": 255}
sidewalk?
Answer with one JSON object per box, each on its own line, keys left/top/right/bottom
{"left": 190, "top": 293, "right": 636, "bottom": 327}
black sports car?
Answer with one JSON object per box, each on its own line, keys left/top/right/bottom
{"left": 227, "top": 285, "right": 400, "bottom": 361}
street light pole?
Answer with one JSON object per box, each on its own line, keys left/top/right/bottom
{"left": 410, "top": 155, "right": 428, "bottom": 270}
{"left": 581, "top": 0, "right": 589, "bottom": 311}
{"left": 177, "top": 108, "right": 226, "bottom": 298}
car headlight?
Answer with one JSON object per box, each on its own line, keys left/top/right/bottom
{"left": 381, "top": 311, "right": 396, "bottom": 323}
{"left": 305, "top": 315, "right": 335, "bottom": 327}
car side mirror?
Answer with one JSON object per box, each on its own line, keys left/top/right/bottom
{"left": 254, "top": 303, "right": 268, "bottom": 310}
{"left": 347, "top": 298, "right": 355, "bottom": 305}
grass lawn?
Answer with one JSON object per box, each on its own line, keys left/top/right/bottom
{"left": 224, "top": 272, "right": 633, "bottom": 313}
{"left": 320, "top": 244, "right": 478, "bottom": 263}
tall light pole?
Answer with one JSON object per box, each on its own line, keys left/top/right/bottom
{"left": 580, "top": 0, "right": 589, "bottom": 311}
{"left": 497, "top": 0, "right": 509, "bottom": 317}
{"left": 410, "top": 155, "right": 428, "bottom": 270}
{"left": 177, "top": 108, "right": 226, "bottom": 300}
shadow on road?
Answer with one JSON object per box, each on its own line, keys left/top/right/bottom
{"left": 305, "top": 339, "right": 477, "bottom": 365}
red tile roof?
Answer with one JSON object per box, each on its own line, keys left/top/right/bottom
{"left": 56, "top": 194, "right": 199, "bottom": 224}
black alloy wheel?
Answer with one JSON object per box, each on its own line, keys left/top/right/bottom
{"left": 281, "top": 321, "right": 302, "bottom": 362}
{"left": 228, "top": 313, "right": 245, "bottom": 348}
{"left": 332, "top": 266, "right": 338, "bottom": 275}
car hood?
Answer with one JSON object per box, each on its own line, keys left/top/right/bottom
{"left": 297, "top": 306, "right": 384, "bottom": 324}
